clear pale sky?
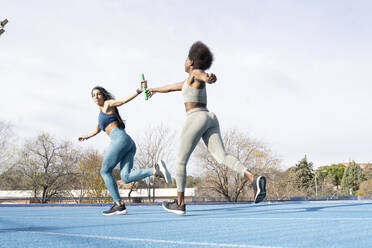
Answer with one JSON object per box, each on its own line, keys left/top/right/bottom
{"left": 1, "top": 1, "right": 371, "bottom": 169}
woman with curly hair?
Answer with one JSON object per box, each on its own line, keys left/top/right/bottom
{"left": 145, "top": 41, "right": 266, "bottom": 215}
{"left": 78, "top": 84, "right": 171, "bottom": 215}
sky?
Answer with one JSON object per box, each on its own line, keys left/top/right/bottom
{"left": 1, "top": 0, "right": 371, "bottom": 171}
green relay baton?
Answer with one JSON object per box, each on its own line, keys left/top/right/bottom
{"left": 141, "top": 73, "right": 148, "bottom": 100}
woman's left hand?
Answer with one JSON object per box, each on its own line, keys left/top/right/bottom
{"left": 206, "top": 73, "right": 217, "bottom": 84}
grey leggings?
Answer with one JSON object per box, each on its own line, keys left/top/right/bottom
{"left": 176, "top": 108, "right": 247, "bottom": 192}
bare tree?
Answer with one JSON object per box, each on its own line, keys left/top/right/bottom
{"left": 0, "top": 120, "right": 15, "bottom": 171}
{"left": 269, "top": 166, "right": 301, "bottom": 199}
{"left": 195, "top": 128, "right": 280, "bottom": 202}
{"left": 126, "top": 181, "right": 139, "bottom": 201}
{"left": 15, "top": 133, "right": 80, "bottom": 203}
{"left": 0, "top": 167, "right": 28, "bottom": 190}
{"left": 134, "top": 124, "right": 175, "bottom": 202}
{"left": 74, "top": 149, "right": 110, "bottom": 203}
{"left": 264, "top": 168, "right": 287, "bottom": 200}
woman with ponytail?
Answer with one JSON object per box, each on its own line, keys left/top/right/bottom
{"left": 78, "top": 84, "right": 171, "bottom": 215}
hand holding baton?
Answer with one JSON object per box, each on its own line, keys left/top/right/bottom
{"left": 141, "top": 74, "right": 149, "bottom": 100}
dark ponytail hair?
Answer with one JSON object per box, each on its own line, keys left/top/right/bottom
{"left": 91, "top": 86, "right": 126, "bottom": 129}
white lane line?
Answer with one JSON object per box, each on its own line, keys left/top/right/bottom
{"left": 27, "top": 231, "right": 283, "bottom": 248}
{"left": 206, "top": 217, "right": 372, "bottom": 221}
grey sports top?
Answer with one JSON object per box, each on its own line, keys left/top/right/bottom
{"left": 181, "top": 81, "right": 207, "bottom": 104}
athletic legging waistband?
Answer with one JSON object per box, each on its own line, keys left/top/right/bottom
{"left": 186, "top": 107, "right": 208, "bottom": 116}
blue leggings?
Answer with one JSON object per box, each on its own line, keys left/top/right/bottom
{"left": 100, "top": 128, "right": 153, "bottom": 202}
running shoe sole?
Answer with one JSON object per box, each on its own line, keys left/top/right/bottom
{"left": 158, "top": 160, "right": 172, "bottom": 184}
{"left": 162, "top": 202, "right": 185, "bottom": 215}
{"left": 254, "top": 176, "right": 266, "bottom": 203}
{"left": 102, "top": 209, "right": 128, "bottom": 216}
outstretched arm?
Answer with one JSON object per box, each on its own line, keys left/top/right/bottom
{"left": 78, "top": 124, "right": 101, "bottom": 141}
{"left": 195, "top": 73, "right": 217, "bottom": 84}
{"left": 105, "top": 82, "right": 144, "bottom": 108}
{"left": 146, "top": 80, "right": 185, "bottom": 98}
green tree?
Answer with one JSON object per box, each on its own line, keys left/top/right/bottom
{"left": 341, "top": 161, "right": 365, "bottom": 194}
{"left": 317, "top": 163, "right": 345, "bottom": 189}
{"left": 293, "top": 155, "right": 314, "bottom": 194}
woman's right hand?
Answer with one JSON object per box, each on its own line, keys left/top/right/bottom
{"left": 78, "top": 136, "right": 87, "bottom": 142}
{"left": 145, "top": 88, "right": 156, "bottom": 98}
{"left": 140, "top": 80, "right": 148, "bottom": 91}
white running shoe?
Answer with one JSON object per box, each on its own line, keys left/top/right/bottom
{"left": 252, "top": 175, "right": 266, "bottom": 203}
{"left": 155, "top": 160, "right": 172, "bottom": 184}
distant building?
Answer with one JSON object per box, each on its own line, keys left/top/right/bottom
{"left": 0, "top": 188, "right": 196, "bottom": 204}
{"left": 340, "top": 162, "right": 372, "bottom": 170}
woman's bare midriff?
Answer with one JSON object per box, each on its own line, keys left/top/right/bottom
{"left": 184, "top": 102, "right": 207, "bottom": 112}
{"left": 104, "top": 121, "right": 119, "bottom": 135}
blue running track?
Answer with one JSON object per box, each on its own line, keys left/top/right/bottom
{"left": 1, "top": 201, "right": 371, "bottom": 248}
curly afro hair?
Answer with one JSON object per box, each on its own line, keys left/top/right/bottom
{"left": 188, "top": 41, "right": 213, "bottom": 70}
